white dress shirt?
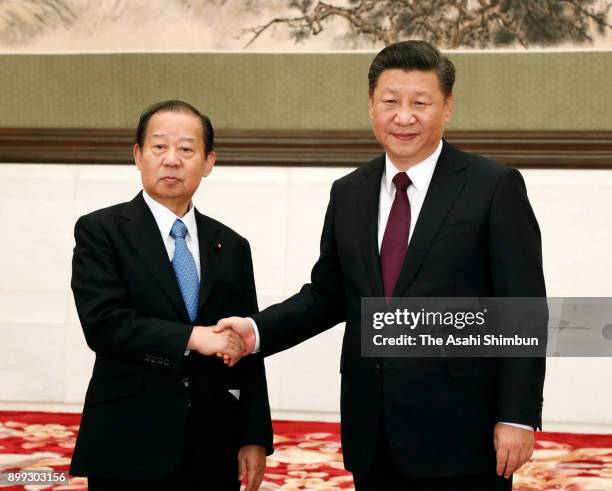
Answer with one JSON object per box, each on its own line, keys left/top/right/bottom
{"left": 142, "top": 190, "right": 201, "bottom": 279}
{"left": 378, "top": 140, "right": 442, "bottom": 250}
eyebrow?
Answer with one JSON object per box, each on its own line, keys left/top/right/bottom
{"left": 380, "top": 88, "right": 431, "bottom": 98}
{"left": 150, "top": 133, "right": 196, "bottom": 143}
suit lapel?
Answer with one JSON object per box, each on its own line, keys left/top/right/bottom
{"left": 118, "top": 192, "right": 189, "bottom": 320}
{"left": 392, "top": 142, "right": 468, "bottom": 296}
{"left": 195, "top": 212, "right": 221, "bottom": 312}
{"left": 358, "top": 155, "right": 386, "bottom": 297}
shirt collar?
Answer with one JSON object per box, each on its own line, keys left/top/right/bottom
{"left": 383, "top": 140, "right": 443, "bottom": 195}
{"left": 142, "top": 190, "right": 197, "bottom": 241}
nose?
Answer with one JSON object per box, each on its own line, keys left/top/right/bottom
{"left": 163, "top": 147, "right": 180, "bottom": 166}
{"left": 394, "top": 105, "right": 416, "bottom": 126}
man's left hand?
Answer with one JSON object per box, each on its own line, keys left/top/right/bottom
{"left": 494, "top": 422, "right": 534, "bottom": 479}
{"left": 238, "top": 444, "right": 266, "bottom": 491}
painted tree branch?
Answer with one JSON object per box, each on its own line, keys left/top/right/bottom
{"left": 0, "top": 0, "right": 75, "bottom": 45}
{"left": 242, "top": 0, "right": 611, "bottom": 49}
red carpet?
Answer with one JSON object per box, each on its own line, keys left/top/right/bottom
{"left": 1, "top": 411, "right": 611, "bottom": 490}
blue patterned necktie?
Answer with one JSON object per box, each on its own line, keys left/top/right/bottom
{"left": 170, "top": 219, "right": 200, "bottom": 322}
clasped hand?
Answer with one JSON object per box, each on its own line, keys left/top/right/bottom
{"left": 187, "top": 317, "right": 255, "bottom": 366}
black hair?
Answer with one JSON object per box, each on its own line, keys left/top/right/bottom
{"left": 135, "top": 100, "right": 214, "bottom": 156}
{"left": 368, "top": 40, "right": 455, "bottom": 98}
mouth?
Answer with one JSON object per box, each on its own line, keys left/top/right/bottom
{"left": 391, "top": 132, "right": 418, "bottom": 141}
{"left": 160, "top": 176, "right": 182, "bottom": 184}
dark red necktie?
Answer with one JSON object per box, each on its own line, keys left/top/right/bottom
{"left": 380, "top": 172, "right": 412, "bottom": 297}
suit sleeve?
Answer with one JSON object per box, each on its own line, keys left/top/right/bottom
{"left": 252, "top": 182, "right": 346, "bottom": 357}
{"left": 71, "top": 214, "right": 193, "bottom": 371}
{"left": 235, "top": 239, "right": 274, "bottom": 455}
{"left": 488, "top": 168, "right": 546, "bottom": 429}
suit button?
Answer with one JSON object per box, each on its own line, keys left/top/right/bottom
{"left": 375, "top": 363, "right": 381, "bottom": 373}
{"left": 182, "top": 377, "right": 191, "bottom": 388}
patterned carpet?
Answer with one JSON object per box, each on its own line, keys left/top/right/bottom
{"left": 1, "top": 411, "right": 611, "bottom": 490}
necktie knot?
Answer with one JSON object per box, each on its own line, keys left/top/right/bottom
{"left": 170, "top": 219, "right": 188, "bottom": 239}
{"left": 392, "top": 172, "right": 412, "bottom": 192}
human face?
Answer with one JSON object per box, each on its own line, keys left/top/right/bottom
{"left": 134, "top": 110, "right": 215, "bottom": 217}
{"left": 368, "top": 69, "right": 453, "bottom": 170}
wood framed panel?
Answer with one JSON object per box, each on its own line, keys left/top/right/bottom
{"left": 1, "top": 129, "right": 610, "bottom": 169}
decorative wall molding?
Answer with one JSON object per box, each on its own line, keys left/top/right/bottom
{"left": 1, "top": 128, "right": 610, "bottom": 169}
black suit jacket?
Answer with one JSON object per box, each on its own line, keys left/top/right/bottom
{"left": 70, "top": 192, "right": 273, "bottom": 484}
{"left": 253, "top": 142, "right": 546, "bottom": 478}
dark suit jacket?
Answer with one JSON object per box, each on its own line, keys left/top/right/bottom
{"left": 70, "top": 192, "right": 273, "bottom": 485}
{"left": 253, "top": 142, "right": 546, "bottom": 478}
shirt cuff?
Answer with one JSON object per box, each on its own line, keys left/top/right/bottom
{"left": 248, "top": 317, "right": 261, "bottom": 354}
{"left": 498, "top": 422, "right": 534, "bottom": 431}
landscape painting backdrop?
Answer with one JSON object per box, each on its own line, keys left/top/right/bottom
{"left": 0, "top": 0, "right": 611, "bottom": 53}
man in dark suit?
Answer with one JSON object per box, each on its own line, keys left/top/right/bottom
{"left": 216, "top": 41, "right": 545, "bottom": 490}
{"left": 70, "top": 100, "right": 273, "bottom": 491}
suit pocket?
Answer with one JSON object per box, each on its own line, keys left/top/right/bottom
{"left": 441, "top": 217, "right": 478, "bottom": 227}
{"left": 85, "top": 373, "right": 144, "bottom": 405}
{"left": 437, "top": 217, "right": 479, "bottom": 235}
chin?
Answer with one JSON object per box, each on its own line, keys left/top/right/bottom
{"left": 391, "top": 148, "right": 419, "bottom": 161}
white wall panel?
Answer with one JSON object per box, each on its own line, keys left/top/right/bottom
{"left": 524, "top": 170, "right": 612, "bottom": 297}
{"left": 0, "top": 165, "right": 76, "bottom": 291}
{"left": 0, "top": 322, "right": 65, "bottom": 402}
{"left": 196, "top": 167, "right": 291, "bottom": 296}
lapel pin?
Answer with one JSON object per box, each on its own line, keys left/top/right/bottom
{"left": 215, "top": 241, "right": 222, "bottom": 251}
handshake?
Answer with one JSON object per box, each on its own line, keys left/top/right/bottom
{"left": 186, "top": 317, "right": 255, "bottom": 367}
